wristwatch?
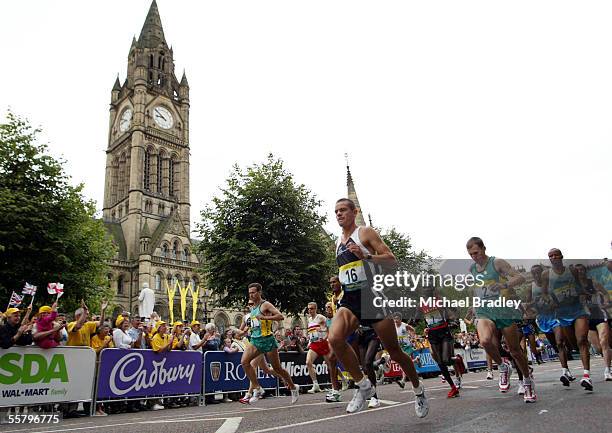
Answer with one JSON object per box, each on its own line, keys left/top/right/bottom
{"left": 365, "top": 253, "right": 373, "bottom": 261}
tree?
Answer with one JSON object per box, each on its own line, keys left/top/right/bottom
{"left": 196, "top": 154, "right": 334, "bottom": 316}
{"left": 0, "top": 111, "right": 115, "bottom": 314}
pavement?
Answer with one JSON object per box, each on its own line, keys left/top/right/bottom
{"left": 1, "top": 358, "right": 610, "bottom": 433}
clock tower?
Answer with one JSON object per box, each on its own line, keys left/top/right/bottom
{"left": 102, "top": 0, "right": 199, "bottom": 317}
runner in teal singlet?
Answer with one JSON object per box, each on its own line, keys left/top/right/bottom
{"left": 466, "top": 237, "right": 536, "bottom": 403}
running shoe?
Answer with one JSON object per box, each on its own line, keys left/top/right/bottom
{"left": 454, "top": 377, "right": 462, "bottom": 389}
{"left": 604, "top": 368, "right": 612, "bottom": 381}
{"left": 414, "top": 382, "right": 429, "bottom": 418}
{"left": 239, "top": 394, "right": 252, "bottom": 404}
{"left": 325, "top": 390, "right": 341, "bottom": 403}
{"left": 517, "top": 380, "right": 525, "bottom": 395}
{"left": 368, "top": 396, "right": 381, "bottom": 408}
{"left": 580, "top": 376, "right": 593, "bottom": 391}
{"left": 486, "top": 370, "right": 493, "bottom": 380}
{"left": 307, "top": 383, "right": 321, "bottom": 394}
{"left": 447, "top": 387, "right": 459, "bottom": 398}
{"left": 291, "top": 384, "right": 300, "bottom": 404}
{"left": 498, "top": 361, "right": 512, "bottom": 392}
{"left": 523, "top": 378, "right": 537, "bottom": 403}
{"left": 560, "top": 372, "right": 572, "bottom": 387}
{"left": 439, "top": 375, "right": 446, "bottom": 383}
{"left": 346, "top": 378, "right": 375, "bottom": 413}
{"left": 397, "top": 378, "right": 406, "bottom": 389}
{"left": 249, "top": 387, "right": 265, "bottom": 404}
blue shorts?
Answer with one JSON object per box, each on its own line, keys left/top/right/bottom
{"left": 536, "top": 316, "right": 560, "bottom": 334}
{"left": 556, "top": 304, "right": 589, "bottom": 328}
{"left": 346, "top": 331, "right": 358, "bottom": 345}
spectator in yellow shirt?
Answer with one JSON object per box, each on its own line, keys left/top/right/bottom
{"left": 151, "top": 321, "right": 173, "bottom": 353}
{"left": 171, "top": 321, "right": 187, "bottom": 350}
{"left": 90, "top": 324, "right": 114, "bottom": 354}
{"left": 67, "top": 299, "right": 108, "bottom": 347}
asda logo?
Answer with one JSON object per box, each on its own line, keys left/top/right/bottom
{"left": 0, "top": 353, "right": 68, "bottom": 385}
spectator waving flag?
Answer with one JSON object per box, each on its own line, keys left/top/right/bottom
{"left": 9, "top": 291, "right": 24, "bottom": 307}
{"left": 22, "top": 282, "right": 37, "bottom": 295}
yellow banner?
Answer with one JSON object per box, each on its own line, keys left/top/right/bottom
{"left": 179, "top": 281, "right": 190, "bottom": 321}
{"left": 188, "top": 283, "right": 200, "bottom": 322}
{"left": 165, "top": 279, "right": 177, "bottom": 324}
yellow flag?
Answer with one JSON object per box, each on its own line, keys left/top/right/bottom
{"left": 165, "top": 280, "right": 177, "bottom": 324}
{"left": 188, "top": 283, "right": 200, "bottom": 322}
{"left": 178, "top": 280, "right": 189, "bottom": 321}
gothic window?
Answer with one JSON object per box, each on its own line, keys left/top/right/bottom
{"left": 149, "top": 54, "right": 154, "bottom": 67}
{"left": 155, "top": 272, "right": 163, "bottom": 291}
{"left": 111, "top": 210, "right": 116, "bottom": 220}
{"left": 157, "top": 153, "right": 164, "bottom": 193}
{"left": 190, "top": 276, "right": 197, "bottom": 290}
{"left": 161, "top": 243, "right": 169, "bottom": 258}
{"left": 111, "top": 158, "right": 119, "bottom": 203}
{"left": 117, "top": 276, "right": 124, "bottom": 295}
{"left": 168, "top": 159, "right": 174, "bottom": 196}
{"left": 184, "top": 247, "right": 190, "bottom": 260}
{"left": 118, "top": 206, "right": 123, "bottom": 218}
{"left": 144, "top": 148, "right": 151, "bottom": 190}
{"left": 118, "top": 153, "right": 126, "bottom": 198}
{"left": 172, "top": 240, "right": 180, "bottom": 259}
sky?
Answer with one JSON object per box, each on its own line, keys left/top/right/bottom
{"left": 1, "top": 0, "right": 610, "bottom": 260}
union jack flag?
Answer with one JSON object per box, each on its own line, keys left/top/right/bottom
{"left": 9, "top": 291, "right": 23, "bottom": 307}
{"left": 47, "top": 282, "right": 64, "bottom": 295}
{"left": 22, "top": 282, "right": 37, "bottom": 296}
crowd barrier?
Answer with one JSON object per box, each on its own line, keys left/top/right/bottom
{"left": 0, "top": 346, "right": 96, "bottom": 408}
{"left": 0, "top": 344, "right": 562, "bottom": 410}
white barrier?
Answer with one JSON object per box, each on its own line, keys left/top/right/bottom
{"left": 0, "top": 346, "right": 97, "bottom": 407}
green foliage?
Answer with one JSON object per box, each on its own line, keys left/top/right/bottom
{"left": 0, "top": 111, "right": 115, "bottom": 315}
{"left": 196, "top": 154, "right": 334, "bottom": 316}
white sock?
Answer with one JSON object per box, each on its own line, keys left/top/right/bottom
{"left": 499, "top": 362, "right": 508, "bottom": 372}
{"left": 356, "top": 376, "right": 369, "bottom": 387}
{"left": 583, "top": 370, "right": 590, "bottom": 377}
{"left": 562, "top": 368, "right": 570, "bottom": 376}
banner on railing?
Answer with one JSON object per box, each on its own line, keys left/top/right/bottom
{"left": 278, "top": 352, "right": 330, "bottom": 387}
{"left": 456, "top": 347, "right": 488, "bottom": 370}
{"left": 96, "top": 349, "right": 202, "bottom": 399}
{"left": 203, "top": 351, "right": 276, "bottom": 394}
{"left": 0, "top": 346, "right": 96, "bottom": 407}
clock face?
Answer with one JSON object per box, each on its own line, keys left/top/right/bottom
{"left": 153, "top": 106, "right": 173, "bottom": 129}
{"left": 119, "top": 108, "right": 132, "bottom": 132}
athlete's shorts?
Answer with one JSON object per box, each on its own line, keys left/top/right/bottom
{"left": 521, "top": 323, "right": 535, "bottom": 336}
{"left": 339, "top": 289, "right": 386, "bottom": 327}
{"left": 309, "top": 340, "right": 331, "bottom": 356}
{"left": 556, "top": 304, "right": 589, "bottom": 328}
{"left": 475, "top": 306, "right": 522, "bottom": 330}
{"left": 588, "top": 319, "right": 607, "bottom": 331}
{"left": 250, "top": 335, "right": 278, "bottom": 354}
{"left": 399, "top": 341, "right": 415, "bottom": 355}
{"left": 536, "top": 316, "right": 560, "bottom": 334}
{"left": 358, "top": 328, "right": 381, "bottom": 349}
{"left": 426, "top": 326, "right": 453, "bottom": 345}
{"left": 347, "top": 331, "right": 358, "bottom": 345}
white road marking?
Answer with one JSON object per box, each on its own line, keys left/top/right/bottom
{"left": 245, "top": 401, "right": 414, "bottom": 433}
{"left": 376, "top": 399, "right": 401, "bottom": 405}
{"left": 215, "top": 417, "right": 243, "bottom": 433}
{"left": 538, "top": 410, "right": 548, "bottom": 415}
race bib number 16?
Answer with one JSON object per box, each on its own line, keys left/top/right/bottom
{"left": 339, "top": 261, "right": 367, "bottom": 290}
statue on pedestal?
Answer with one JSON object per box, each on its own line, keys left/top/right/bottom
{"left": 138, "top": 282, "right": 155, "bottom": 319}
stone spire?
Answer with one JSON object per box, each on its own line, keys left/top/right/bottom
{"left": 345, "top": 154, "right": 366, "bottom": 226}
{"left": 138, "top": 0, "right": 167, "bottom": 48}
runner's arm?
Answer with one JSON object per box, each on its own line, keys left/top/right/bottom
{"left": 495, "top": 258, "right": 526, "bottom": 290}
{"left": 260, "top": 302, "right": 284, "bottom": 321}
{"left": 361, "top": 227, "right": 398, "bottom": 267}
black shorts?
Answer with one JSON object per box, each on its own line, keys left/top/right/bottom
{"left": 339, "top": 290, "right": 386, "bottom": 327}
{"left": 358, "top": 328, "right": 381, "bottom": 349}
{"left": 427, "top": 326, "right": 453, "bottom": 345}
{"left": 589, "top": 319, "right": 606, "bottom": 331}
